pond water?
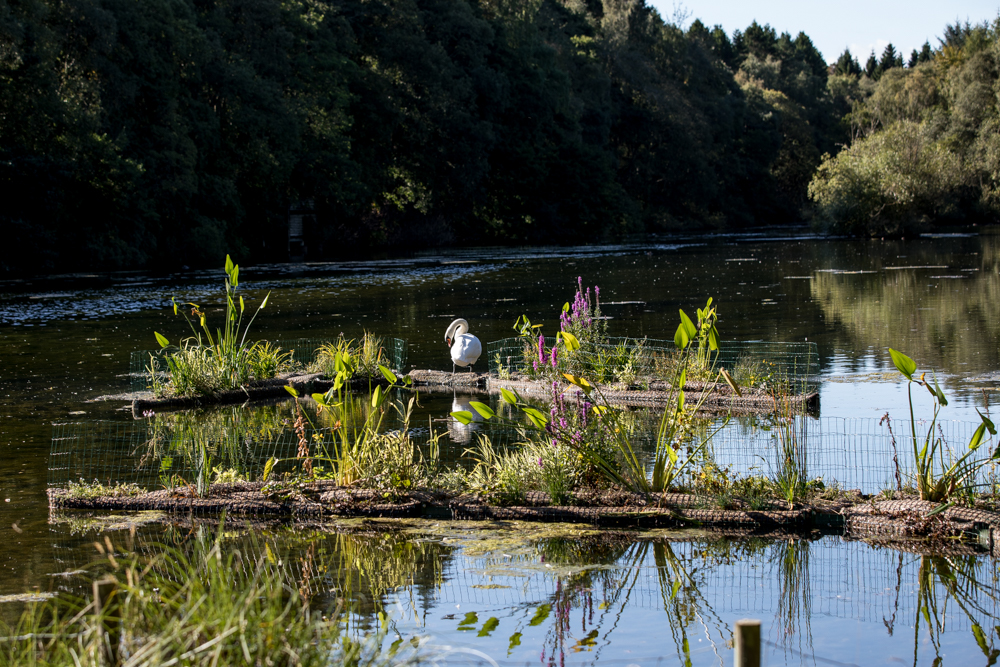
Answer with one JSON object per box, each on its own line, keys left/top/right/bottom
{"left": 3, "top": 229, "right": 1000, "bottom": 663}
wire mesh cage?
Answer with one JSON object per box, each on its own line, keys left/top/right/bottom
{"left": 487, "top": 337, "right": 819, "bottom": 393}
{"left": 127, "top": 337, "right": 408, "bottom": 392}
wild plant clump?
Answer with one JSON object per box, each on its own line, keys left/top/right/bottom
{"left": 0, "top": 533, "right": 397, "bottom": 666}
{"left": 151, "top": 255, "right": 296, "bottom": 397}
{"left": 309, "top": 333, "right": 388, "bottom": 380}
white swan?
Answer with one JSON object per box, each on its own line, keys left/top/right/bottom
{"left": 445, "top": 318, "right": 482, "bottom": 374}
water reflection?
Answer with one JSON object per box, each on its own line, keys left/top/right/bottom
{"left": 36, "top": 514, "right": 1000, "bottom": 665}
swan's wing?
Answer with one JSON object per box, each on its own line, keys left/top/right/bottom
{"left": 451, "top": 335, "right": 483, "bottom": 366}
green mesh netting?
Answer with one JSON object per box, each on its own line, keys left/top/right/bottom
{"left": 487, "top": 337, "right": 818, "bottom": 393}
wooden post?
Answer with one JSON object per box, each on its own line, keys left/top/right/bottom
{"left": 93, "top": 577, "right": 120, "bottom": 666}
{"left": 734, "top": 618, "right": 761, "bottom": 667}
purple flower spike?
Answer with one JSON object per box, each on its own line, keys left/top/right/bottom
{"left": 550, "top": 346, "right": 558, "bottom": 368}
{"left": 537, "top": 334, "right": 545, "bottom": 363}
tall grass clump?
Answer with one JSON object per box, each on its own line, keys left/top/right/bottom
{"left": 151, "top": 255, "right": 294, "bottom": 396}
{"left": 0, "top": 530, "right": 402, "bottom": 667}
{"left": 309, "top": 333, "right": 388, "bottom": 380}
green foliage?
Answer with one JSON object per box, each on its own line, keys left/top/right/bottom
{"left": 310, "top": 333, "right": 388, "bottom": 380}
{"left": 66, "top": 479, "right": 145, "bottom": 500}
{"left": 153, "top": 256, "right": 290, "bottom": 396}
{"left": 1, "top": 0, "right": 859, "bottom": 274}
{"left": 0, "top": 531, "right": 397, "bottom": 666}
{"left": 888, "top": 348, "right": 999, "bottom": 504}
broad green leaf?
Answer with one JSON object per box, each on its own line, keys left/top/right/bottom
{"left": 225, "top": 254, "right": 234, "bottom": 275}
{"left": 562, "top": 373, "right": 593, "bottom": 393}
{"left": 978, "top": 408, "right": 996, "bottom": 435}
{"left": 477, "top": 617, "right": 500, "bottom": 637}
{"left": 668, "top": 447, "right": 678, "bottom": 464}
{"left": 231, "top": 265, "right": 239, "bottom": 287}
{"left": 522, "top": 407, "right": 549, "bottom": 429}
{"left": 311, "top": 393, "right": 328, "bottom": 405}
{"left": 451, "top": 411, "right": 474, "bottom": 425}
{"left": 677, "top": 369, "right": 687, "bottom": 390}
{"left": 679, "top": 309, "right": 697, "bottom": 338}
{"left": 888, "top": 348, "right": 916, "bottom": 381}
{"left": 707, "top": 326, "right": 719, "bottom": 351}
{"left": 528, "top": 604, "right": 551, "bottom": 626}
{"left": 562, "top": 302, "right": 570, "bottom": 312}
{"left": 239, "top": 295, "right": 245, "bottom": 314}
{"left": 719, "top": 367, "right": 741, "bottom": 397}
{"left": 379, "top": 365, "right": 397, "bottom": 384}
{"left": 371, "top": 385, "right": 382, "bottom": 408}
{"left": 705, "top": 297, "right": 713, "bottom": 308}
{"left": 284, "top": 385, "right": 299, "bottom": 397}
{"left": 559, "top": 331, "right": 580, "bottom": 351}
{"left": 674, "top": 323, "right": 690, "bottom": 349}
{"left": 970, "top": 422, "right": 987, "bottom": 451}
{"left": 154, "top": 331, "right": 170, "bottom": 348}
{"left": 469, "top": 401, "right": 495, "bottom": 419}
{"left": 500, "top": 388, "right": 519, "bottom": 405}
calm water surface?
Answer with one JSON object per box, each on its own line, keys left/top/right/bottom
{"left": 3, "top": 231, "right": 1000, "bottom": 664}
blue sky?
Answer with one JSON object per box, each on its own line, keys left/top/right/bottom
{"left": 646, "top": 1, "right": 1000, "bottom": 64}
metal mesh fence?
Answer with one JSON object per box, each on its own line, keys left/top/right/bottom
{"left": 487, "top": 337, "right": 819, "bottom": 393}
{"left": 127, "top": 337, "right": 407, "bottom": 392}
{"left": 49, "top": 415, "right": 1000, "bottom": 496}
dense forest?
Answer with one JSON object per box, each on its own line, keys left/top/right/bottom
{"left": 0, "top": 0, "right": 996, "bottom": 274}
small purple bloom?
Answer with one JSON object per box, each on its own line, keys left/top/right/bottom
{"left": 538, "top": 457, "right": 544, "bottom": 468}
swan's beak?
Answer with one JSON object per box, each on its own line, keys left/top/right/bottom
{"left": 446, "top": 337, "right": 451, "bottom": 347}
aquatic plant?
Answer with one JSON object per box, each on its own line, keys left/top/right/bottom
{"left": 457, "top": 303, "right": 738, "bottom": 494}
{"left": 771, "top": 393, "right": 809, "bottom": 509}
{"left": 888, "top": 348, "right": 999, "bottom": 505}
{"left": 275, "top": 353, "right": 419, "bottom": 490}
{"left": 152, "top": 255, "right": 294, "bottom": 396}
{"left": 310, "top": 333, "right": 388, "bottom": 379}
{"left": 0, "top": 529, "right": 404, "bottom": 666}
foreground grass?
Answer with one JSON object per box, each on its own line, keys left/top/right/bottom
{"left": 0, "top": 529, "right": 400, "bottom": 667}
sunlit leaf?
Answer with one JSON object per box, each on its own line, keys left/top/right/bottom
{"left": 559, "top": 331, "right": 580, "bottom": 351}
{"left": 674, "top": 323, "right": 690, "bottom": 350}
{"left": 231, "top": 265, "right": 239, "bottom": 287}
{"left": 154, "top": 331, "right": 170, "bottom": 348}
{"left": 311, "top": 393, "right": 328, "bottom": 405}
{"left": 451, "top": 410, "right": 474, "bottom": 425}
{"left": 932, "top": 375, "right": 947, "bottom": 405}
{"left": 707, "top": 326, "right": 719, "bottom": 351}
{"left": 679, "top": 309, "right": 697, "bottom": 338}
{"left": 225, "top": 254, "right": 234, "bottom": 275}
{"left": 469, "top": 401, "right": 495, "bottom": 419}
{"left": 265, "top": 542, "right": 276, "bottom": 565}
{"left": 284, "top": 385, "right": 299, "bottom": 397}
{"left": 528, "top": 604, "right": 551, "bottom": 626}
{"left": 371, "top": 385, "right": 382, "bottom": 408}
{"left": 239, "top": 295, "right": 245, "bottom": 314}
{"left": 523, "top": 407, "right": 549, "bottom": 429}
{"left": 563, "top": 302, "right": 570, "bottom": 312}
{"left": 978, "top": 408, "right": 997, "bottom": 435}
{"left": 927, "top": 500, "right": 954, "bottom": 517}
{"left": 260, "top": 292, "right": 270, "bottom": 309}
{"left": 562, "top": 373, "right": 592, "bottom": 393}
{"left": 719, "top": 367, "right": 741, "bottom": 397}
{"left": 500, "top": 388, "right": 519, "bottom": 405}
{"left": 379, "top": 365, "right": 397, "bottom": 384}
{"left": 262, "top": 457, "right": 276, "bottom": 482}
{"left": 970, "top": 423, "right": 987, "bottom": 451}
{"left": 888, "top": 348, "right": 916, "bottom": 381}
